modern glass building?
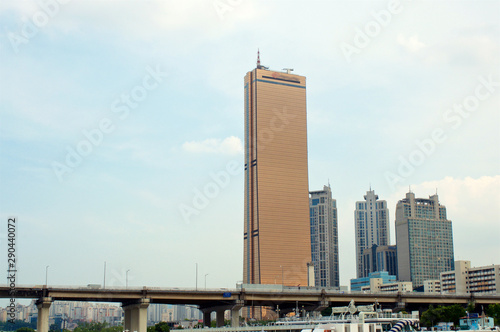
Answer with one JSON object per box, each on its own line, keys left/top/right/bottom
{"left": 243, "top": 58, "right": 311, "bottom": 288}
{"left": 395, "top": 192, "right": 454, "bottom": 289}
{"left": 361, "top": 244, "right": 398, "bottom": 278}
{"left": 310, "top": 185, "right": 339, "bottom": 288}
{"left": 350, "top": 271, "right": 396, "bottom": 292}
{"left": 354, "top": 189, "right": 390, "bottom": 278}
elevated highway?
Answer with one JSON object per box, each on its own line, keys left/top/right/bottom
{"left": 1, "top": 285, "right": 499, "bottom": 332}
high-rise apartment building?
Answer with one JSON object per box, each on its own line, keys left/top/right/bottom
{"left": 354, "top": 189, "right": 390, "bottom": 278}
{"left": 395, "top": 192, "right": 454, "bottom": 289}
{"left": 310, "top": 185, "right": 339, "bottom": 288}
{"left": 243, "top": 56, "right": 311, "bottom": 287}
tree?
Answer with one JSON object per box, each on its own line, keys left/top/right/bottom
{"left": 421, "top": 304, "right": 466, "bottom": 328}
{"left": 466, "top": 302, "right": 476, "bottom": 314}
{"left": 73, "top": 321, "right": 109, "bottom": 332}
{"left": 321, "top": 307, "right": 332, "bottom": 317}
{"left": 16, "top": 328, "right": 35, "bottom": 332}
{"left": 102, "top": 326, "right": 123, "bottom": 332}
{"left": 485, "top": 303, "right": 500, "bottom": 326}
{"left": 421, "top": 305, "right": 443, "bottom": 327}
{"left": 149, "top": 322, "right": 170, "bottom": 332}
{"left": 0, "top": 320, "right": 36, "bottom": 332}
{"left": 441, "top": 304, "right": 466, "bottom": 326}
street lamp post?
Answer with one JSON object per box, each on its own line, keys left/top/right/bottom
{"left": 195, "top": 263, "right": 198, "bottom": 290}
{"left": 103, "top": 262, "right": 106, "bottom": 289}
{"left": 204, "top": 274, "right": 209, "bottom": 289}
{"left": 126, "top": 269, "right": 130, "bottom": 289}
{"left": 45, "top": 265, "right": 49, "bottom": 286}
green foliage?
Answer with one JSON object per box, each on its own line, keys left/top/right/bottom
{"left": 467, "top": 302, "right": 476, "bottom": 313}
{"left": 421, "top": 305, "right": 442, "bottom": 327}
{"left": 102, "top": 326, "right": 123, "bottom": 332}
{"left": 442, "top": 304, "right": 466, "bottom": 325}
{"left": 16, "top": 328, "right": 35, "bottom": 332}
{"left": 421, "top": 304, "right": 466, "bottom": 327}
{"left": 148, "top": 322, "right": 170, "bottom": 332}
{"left": 485, "top": 303, "right": 500, "bottom": 326}
{"left": 74, "top": 322, "right": 109, "bottom": 332}
{"left": 72, "top": 321, "right": 123, "bottom": 332}
{"left": 0, "top": 320, "right": 37, "bottom": 331}
{"left": 321, "top": 307, "right": 332, "bottom": 317}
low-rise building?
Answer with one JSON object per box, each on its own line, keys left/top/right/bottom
{"left": 425, "top": 260, "right": 500, "bottom": 295}
{"left": 423, "top": 279, "right": 441, "bottom": 293}
{"left": 360, "top": 280, "right": 413, "bottom": 293}
{"left": 350, "top": 271, "right": 396, "bottom": 292}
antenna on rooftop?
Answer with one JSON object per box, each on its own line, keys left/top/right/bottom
{"left": 283, "top": 68, "right": 294, "bottom": 74}
{"left": 257, "top": 49, "right": 260, "bottom": 68}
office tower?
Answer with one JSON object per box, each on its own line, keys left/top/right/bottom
{"left": 396, "top": 191, "right": 454, "bottom": 289}
{"left": 354, "top": 189, "right": 390, "bottom": 278}
{"left": 361, "top": 244, "right": 397, "bottom": 278}
{"left": 310, "top": 185, "right": 339, "bottom": 287}
{"left": 243, "top": 54, "right": 311, "bottom": 287}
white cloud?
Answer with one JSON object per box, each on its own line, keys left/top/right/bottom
{"left": 397, "top": 33, "right": 426, "bottom": 52}
{"left": 182, "top": 136, "right": 243, "bottom": 155}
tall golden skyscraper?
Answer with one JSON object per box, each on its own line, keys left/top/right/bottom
{"left": 244, "top": 55, "right": 311, "bottom": 287}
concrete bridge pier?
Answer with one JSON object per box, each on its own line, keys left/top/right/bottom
{"left": 122, "top": 298, "right": 150, "bottom": 332}
{"left": 36, "top": 297, "right": 52, "bottom": 332}
{"left": 203, "top": 311, "right": 211, "bottom": 327}
{"left": 216, "top": 310, "right": 225, "bottom": 327}
{"left": 230, "top": 300, "right": 244, "bottom": 327}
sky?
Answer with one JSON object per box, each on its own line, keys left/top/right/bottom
{"left": 0, "top": 0, "right": 499, "bottom": 305}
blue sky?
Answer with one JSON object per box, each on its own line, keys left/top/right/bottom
{"left": 0, "top": 0, "right": 499, "bottom": 300}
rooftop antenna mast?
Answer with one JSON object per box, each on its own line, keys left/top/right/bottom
{"left": 257, "top": 49, "right": 261, "bottom": 68}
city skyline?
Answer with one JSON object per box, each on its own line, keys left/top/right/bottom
{"left": 0, "top": 1, "right": 499, "bottom": 306}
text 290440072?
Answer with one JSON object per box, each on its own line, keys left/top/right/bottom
{"left": 7, "top": 217, "right": 17, "bottom": 323}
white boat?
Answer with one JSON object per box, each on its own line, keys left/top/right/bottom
{"left": 302, "top": 301, "right": 419, "bottom": 332}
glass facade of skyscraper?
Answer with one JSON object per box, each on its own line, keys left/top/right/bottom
{"left": 243, "top": 67, "right": 310, "bottom": 288}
